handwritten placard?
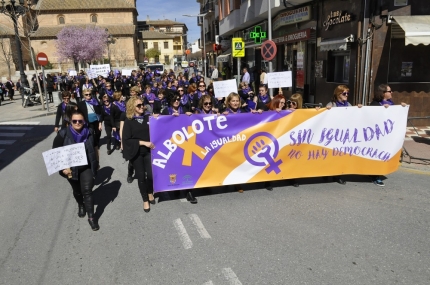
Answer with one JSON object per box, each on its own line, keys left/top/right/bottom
{"left": 42, "top": 143, "right": 88, "bottom": 176}
{"left": 213, "top": 79, "right": 238, "bottom": 98}
{"left": 90, "top": 64, "right": 111, "bottom": 77}
{"left": 122, "top": 69, "right": 132, "bottom": 76}
{"left": 68, "top": 70, "right": 77, "bottom": 76}
{"left": 267, "top": 71, "right": 292, "bottom": 88}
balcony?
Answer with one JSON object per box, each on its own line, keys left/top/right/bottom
{"left": 200, "top": 1, "right": 215, "bottom": 14}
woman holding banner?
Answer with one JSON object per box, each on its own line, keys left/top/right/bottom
{"left": 195, "top": 95, "right": 218, "bottom": 114}
{"left": 368, "top": 84, "right": 407, "bottom": 186}
{"left": 52, "top": 110, "right": 100, "bottom": 231}
{"left": 122, "top": 97, "right": 156, "bottom": 212}
{"left": 326, "top": 85, "right": 362, "bottom": 185}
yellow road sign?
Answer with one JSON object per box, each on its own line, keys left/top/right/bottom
{"left": 232, "top": 38, "right": 245, "bottom": 57}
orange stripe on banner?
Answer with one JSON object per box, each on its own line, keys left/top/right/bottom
{"left": 195, "top": 109, "right": 326, "bottom": 187}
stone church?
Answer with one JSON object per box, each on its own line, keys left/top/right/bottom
{"left": 0, "top": 0, "right": 138, "bottom": 76}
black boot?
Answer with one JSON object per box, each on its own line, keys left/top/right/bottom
{"left": 78, "top": 203, "right": 86, "bottom": 218}
{"left": 127, "top": 161, "right": 134, "bottom": 183}
{"left": 84, "top": 195, "right": 99, "bottom": 231}
{"left": 186, "top": 191, "right": 197, "bottom": 204}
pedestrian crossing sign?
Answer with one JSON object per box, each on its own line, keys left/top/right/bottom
{"left": 232, "top": 38, "right": 245, "bottom": 58}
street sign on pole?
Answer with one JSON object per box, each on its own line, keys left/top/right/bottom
{"left": 261, "top": 40, "right": 277, "bottom": 61}
{"left": 36, "top": 52, "right": 48, "bottom": 66}
{"left": 232, "top": 38, "right": 245, "bottom": 58}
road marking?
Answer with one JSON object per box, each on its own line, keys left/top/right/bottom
{"left": 0, "top": 126, "right": 33, "bottom": 131}
{"left": 0, "top": 133, "right": 25, "bottom": 137}
{"left": 180, "top": 198, "right": 187, "bottom": 202}
{"left": 189, "top": 214, "right": 211, "bottom": 239}
{"left": 0, "top": 140, "right": 16, "bottom": 145}
{"left": 0, "top": 121, "right": 40, "bottom": 125}
{"left": 222, "top": 268, "right": 242, "bottom": 285}
{"left": 0, "top": 149, "right": 4, "bottom": 154}
{"left": 400, "top": 167, "right": 430, "bottom": 176}
{"left": 202, "top": 281, "right": 214, "bottom": 285}
{"left": 173, "top": 218, "right": 193, "bottom": 249}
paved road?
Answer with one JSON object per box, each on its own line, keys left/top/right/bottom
{"left": 0, "top": 115, "right": 429, "bottom": 285}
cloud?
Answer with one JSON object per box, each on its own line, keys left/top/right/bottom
{"left": 136, "top": 0, "right": 202, "bottom": 44}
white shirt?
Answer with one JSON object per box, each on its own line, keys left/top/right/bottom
{"left": 211, "top": 68, "right": 218, "bottom": 79}
{"left": 242, "top": 72, "right": 250, "bottom": 84}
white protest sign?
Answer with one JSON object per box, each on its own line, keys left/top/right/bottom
{"left": 68, "top": 70, "right": 77, "bottom": 76}
{"left": 42, "top": 143, "right": 88, "bottom": 176}
{"left": 87, "top": 69, "right": 97, "bottom": 80}
{"left": 213, "top": 79, "right": 238, "bottom": 98}
{"left": 122, "top": 69, "right": 132, "bottom": 76}
{"left": 90, "top": 64, "right": 111, "bottom": 77}
{"left": 267, "top": 71, "right": 292, "bottom": 88}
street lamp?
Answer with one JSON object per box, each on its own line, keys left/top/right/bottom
{"left": 105, "top": 28, "right": 113, "bottom": 66}
{"left": 0, "top": 0, "right": 31, "bottom": 105}
{"left": 183, "top": 13, "right": 208, "bottom": 79}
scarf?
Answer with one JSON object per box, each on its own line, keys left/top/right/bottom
{"left": 61, "top": 102, "right": 66, "bottom": 113}
{"left": 168, "top": 106, "right": 184, "bottom": 115}
{"left": 226, "top": 107, "right": 242, "bottom": 114}
{"left": 69, "top": 125, "right": 89, "bottom": 143}
{"left": 259, "top": 94, "right": 270, "bottom": 104}
{"left": 85, "top": 97, "right": 99, "bottom": 106}
{"left": 380, "top": 99, "right": 394, "bottom": 106}
{"left": 103, "top": 104, "right": 111, "bottom": 115}
{"left": 114, "top": 101, "right": 126, "bottom": 112}
{"left": 335, "top": 100, "right": 349, "bottom": 107}
{"left": 133, "top": 115, "right": 144, "bottom": 124}
{"left": 105, "top": 88, "right": 113, "bottom": 97}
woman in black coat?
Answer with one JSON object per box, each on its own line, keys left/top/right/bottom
{"left": 54, "top": 91, "right": 72, "bottom": 132}
{"left": 122, "top": 96, "right": 156, "bottom": 212}
{"left": 110, "top": 91, "right": 125, "bottom": 151}
{"left": 46, "top": 74, "right": 54, "bottom": 103}
{"left": 52, "top": 110, "right": 100, "bottom": 231}
{"left": 77, "top": 91, "right": 102, "bottom": 159}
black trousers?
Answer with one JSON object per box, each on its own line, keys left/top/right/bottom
{"left": 88, "top": 121, "right": 101, "bottom": 147}
{"left": 130, "top": 151, "right": 153, "bottom": 202}
{"left": 104, "top": 121, "right": 114, "bottom": 150}
{"left": 67, "top": 167, "right": 95, "bottom": 218}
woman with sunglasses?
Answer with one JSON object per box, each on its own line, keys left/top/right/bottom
{"left": 100, "top": 95, "right": 116, "bottom": 155}
{"left": 368, "top": 84, "right": 407, "bottom": 186}
{"left": 161, "top": 94, "right": 193, "bottom": 116}
{"left": 195, "top": 95, "right": 218, "bottom": 114}
{"left": 98, "top": 82, "right": 114, "bottom": 100}
{"left": 325, "top": 85, "right": 362, "bottom": 185}
{"left": 122, "top": 97, "right": 156, "bottom": 212}
{"left": 78, "top": 91, "right": 102, "bottom": 159}
{"left": 192, "top": 82, "right": 207, "bottom": 110}
{"left": 54, "top": 91, "right": 72, "bottom": 132}
{"left": 52, "top": 110, "right": 100, "bottom": 231}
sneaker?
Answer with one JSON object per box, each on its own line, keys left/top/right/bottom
{"left": 373, "top": 179, "right": 385, "bottom": 187}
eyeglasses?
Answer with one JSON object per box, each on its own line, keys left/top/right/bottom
{"left": 385, "top": 90, "right": 392, "bottom": 93}
{"left": 72, "top": 120, "right": 84, "bottom": 124}
{"left": 135, "top": 104, "right": 144, "bottom": 108}
{"left": 203, "top": 102, "right": 212, "bottom": 106}
{"left": 342, "top": 92, "right": 349, "bottom": 96}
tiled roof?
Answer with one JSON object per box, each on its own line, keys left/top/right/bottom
{"left": 146, "top": 20, "right": 185, "bottom": 26}
{"left": 34, "top": 0, "right": 135, "bottom": 11}
{"left": 31, "top": 24, "right": 135, "bottom": 38}
{"left": 142, "top": 30, "right": 175, "bottom": 40}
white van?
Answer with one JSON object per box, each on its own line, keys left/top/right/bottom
{"left": 145, "top": 64, "right": 165, "bottom": 74}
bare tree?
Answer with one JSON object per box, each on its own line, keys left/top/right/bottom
{"left": 0, "top": 32, "right": 14, "bottom": 78}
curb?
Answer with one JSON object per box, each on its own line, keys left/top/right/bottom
{"left": 0, "top": 111, "right": 56, "bottom": 123}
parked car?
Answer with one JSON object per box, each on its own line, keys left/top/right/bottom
{"left": 145, "top": 64, "right": 165, "bottom": 74}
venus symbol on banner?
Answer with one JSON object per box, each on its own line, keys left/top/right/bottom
{"left": 244, "top": 132, "right": 283, "bottom": 174}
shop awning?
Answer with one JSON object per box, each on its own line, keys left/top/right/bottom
{"left": 393, "top": 16, "right": 430, "bottom": 46}
{"left": 319, "top": 36, "right": 354, "bottom": 51}
{"left": 217, "top": 49, "right": 231, "bottom": 62}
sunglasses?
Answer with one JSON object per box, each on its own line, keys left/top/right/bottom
{"left": 203, "top": 102, "right": 212, "bottom": 106}
{"left": 174, "top": 98, "right": 181, "bottom": 102}
{"left": 199, "top": 85, "right": 205, "bottom": 87}
{"left": 72, "top": 120, "right": 84, "bottom": 124}
{"left": 84, "top": 94, "right": 91, "bottom": 96}
{"left": 178, "top": 89, "right": 184, "bottom": 92}
{"left": 385, "top": 90, "right": 392, "bottom": 93}
{"left": 136, "top": 104, "right": 145, "bottom": 108}
{"left": 342, "top": 92, "right": 349, "bottom": 95}
{"left": 103, "top": 100, "right": 109, "bottom": 102}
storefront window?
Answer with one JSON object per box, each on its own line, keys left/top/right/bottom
{"left": 327, "top": 51, "right": 350, "bottom": 83}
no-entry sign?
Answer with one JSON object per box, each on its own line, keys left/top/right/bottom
{"left": 261, "top": 40, "right": 277, "bottom": 61}
{"left": 36, "top": 52, "right": 48, "bottom": 66}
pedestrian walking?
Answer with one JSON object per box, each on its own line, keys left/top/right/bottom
{"left": 52, "top": 110, "right": 100, "bottom": 231}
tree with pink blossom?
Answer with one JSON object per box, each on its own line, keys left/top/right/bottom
{"left": 56, "top": 26, "right": 109, "bottom": 71}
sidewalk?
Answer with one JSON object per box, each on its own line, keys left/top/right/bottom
{"left": 0, "top": 91, "right": 59, "bottom": 123}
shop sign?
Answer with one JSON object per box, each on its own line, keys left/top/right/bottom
{"left": 273, "top": 29, "right": 311, "bottom": 45}
{"left": 323, "top": 10, "right": 352, "bottom": 31}
{"left": 273, "top": 6, "right": 311, "bottom": 30}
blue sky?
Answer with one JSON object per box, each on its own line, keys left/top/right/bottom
{"left": 137, "top": 0, "right": 202, "bottom": 45}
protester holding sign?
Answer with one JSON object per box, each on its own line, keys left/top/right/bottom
{"left": 122, "top": 97, "right": 156, "bottom": 212}
{"left": 52, "top": 110, "right": 100, "bottom": 231}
